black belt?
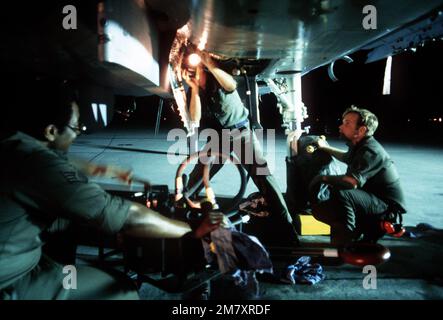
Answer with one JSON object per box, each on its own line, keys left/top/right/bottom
{"left": 226, "top": 119, "right": 249, "bottom": 130}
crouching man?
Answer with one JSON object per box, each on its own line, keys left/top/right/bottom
{"left": 310, "top": 106, "right": 406, "bottom": 246}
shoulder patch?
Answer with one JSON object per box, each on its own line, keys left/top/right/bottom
{"left": 60, "top": 170, "right": 88, "bottom": 184}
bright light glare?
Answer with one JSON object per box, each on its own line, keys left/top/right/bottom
{"left": 188, "top": 53, "right": 201, "bottom": 67}
{"left": 382, "top": 56, "right": 392, "bottom": 95}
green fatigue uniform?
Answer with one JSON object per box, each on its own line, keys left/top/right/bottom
{"left": 313, "top": 136, "right": 406, "bottom": 245}
{"left": 187, "top": 73, "right": 300, "bottom": 246}
{"left": 0, "top": 132, "right": 138, "bottom": 299}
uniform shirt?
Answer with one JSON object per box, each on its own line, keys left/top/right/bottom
{"left": 199, "top": 72, "right": 249, "bottom": 130}
{"left": 344, "top": 136, "right": 406, "bottom": 212}
{"left": 0, "top": 132, "right": 131, "bottom": 289}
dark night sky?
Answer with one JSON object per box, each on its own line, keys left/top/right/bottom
{"left": 303, "top": 40, "right": 443, "bottom": 142}
{"left": 115, "top": 41, "right": 443, "bottom": 144}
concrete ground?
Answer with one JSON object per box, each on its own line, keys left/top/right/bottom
{"left": 69, "top": 127, "right": 443, "bottom": 300}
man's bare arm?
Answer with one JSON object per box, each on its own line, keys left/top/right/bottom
{"left": 201, "top": 52, "right": 237, "bottom": 92}
{"left": 189, "top": 88, "right": 201, "bottom": 122}
{"left": 123, "top": 202, "right": 223, "bottom": 239}
{"left": 317, "top": 138, "right": 347, "bottom": 162}
{"left": 209, "top": 67, "right": 237, "bottom": 92}
{"left": 70, "top": 158, "right": 132, "bottom": 184}
{"left": 183, "top": 68, "right": 202, "bottom": 123}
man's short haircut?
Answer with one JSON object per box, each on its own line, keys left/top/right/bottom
{"left": 4, "top": 77, "right": 78, "bottom": 140}
{"left": 343, "top": 105, "right": 379, "bottom": 136}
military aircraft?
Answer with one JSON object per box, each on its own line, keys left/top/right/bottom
{"left": 3, "top": 0, "right": 443, "bottom": 135}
